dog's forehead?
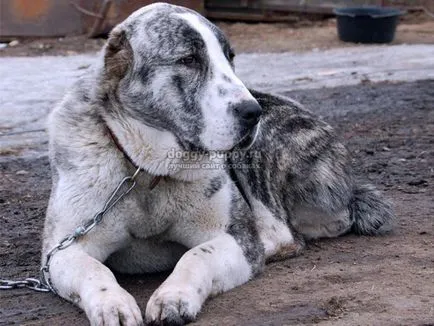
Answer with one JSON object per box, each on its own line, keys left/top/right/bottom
{"left": 125, "top": 5, "right": 229, "bottom": 52}
{"left": 174, "top": 12, "right": 228, "bottom": 48}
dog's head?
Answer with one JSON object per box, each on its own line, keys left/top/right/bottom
{"left": 99, "top": 3, "right": 261, "bottom": 176}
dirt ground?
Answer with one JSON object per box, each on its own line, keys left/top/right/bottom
{"left": 0, "top": 11, "right": 433, "bottom": 56}
{"left": 1, "top": 79, "right": 433, "bottom": 325}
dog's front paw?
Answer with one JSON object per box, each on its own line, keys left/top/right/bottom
{"left": 85, "top": 286, "right": 143, "bottom": 326}
{"left": 145, "top": 284, "right": 202, "bottom": 326}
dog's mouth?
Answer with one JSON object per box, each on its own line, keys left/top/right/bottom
{"left": 233, "top": 121, "right": 260, "bottom": 151}
{"left": 180, "top": 122, "right": 260, "bottom": 155}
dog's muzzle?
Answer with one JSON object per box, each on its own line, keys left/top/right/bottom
{"left": 236, "top": 122, "right": 260, "bottom": 150}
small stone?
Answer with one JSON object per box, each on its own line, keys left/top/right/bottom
{"left": 33, "top": 43, "right": 52, "bottom": 50}
{"left": 0, "top": 43, "right": 7, "bottom": 50}
{"left": 9, "top": 40, "right": 20, "bottom": 47}
{"left": 16, "top": 170, "right": 29, "bottom": 175}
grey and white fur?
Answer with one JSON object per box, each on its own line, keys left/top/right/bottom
{"left": 42, "top": 3, "right": 394, "bottom": 326}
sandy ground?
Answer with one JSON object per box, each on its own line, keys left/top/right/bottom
{"left": 1, "top": 80, "right": 433, "bottom": 326}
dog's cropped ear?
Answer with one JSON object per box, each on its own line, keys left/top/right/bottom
{"left": 103, "top": 28, "right": 133, "bottom": 89}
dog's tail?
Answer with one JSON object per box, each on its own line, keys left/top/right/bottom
{"left": 349, "top": 184, "right": 395, "bottom": 235}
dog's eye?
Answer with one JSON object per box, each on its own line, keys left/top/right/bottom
{"left": 178, "top": 55, "right": 197, "bottom": 66}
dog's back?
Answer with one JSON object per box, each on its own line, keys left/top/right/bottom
{"left": 230, "top": 90, "right": 395, "bottom": 243}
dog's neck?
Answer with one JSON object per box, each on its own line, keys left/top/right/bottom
{"left": 106, "top": 124, "right": 163, "bottom": 190}
{"left": 103, "top": 116, "right": 224, "bottom": 183}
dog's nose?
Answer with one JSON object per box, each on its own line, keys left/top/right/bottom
{"left": 235, "top": 101, "right": 262, "bottom": 128}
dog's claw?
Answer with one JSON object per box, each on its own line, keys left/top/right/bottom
{"left": 86, "top": 287, "right": 143, "bottom": 326}
{"left": 145, "top": 286, "right": 200, "bottom": 326}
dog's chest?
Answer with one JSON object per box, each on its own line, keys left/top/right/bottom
{"left": 127, "top": 173, "right": 233, "bottom": 241}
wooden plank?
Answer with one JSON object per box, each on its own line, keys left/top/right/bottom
{"left": 206, "top": 10, "right": 300, "bottom": 22}
{"left": 205, "top": 0, "right": 424, "bottom": 17}
{"left": 206, "top": 0, "right": 249, "bottom": 9}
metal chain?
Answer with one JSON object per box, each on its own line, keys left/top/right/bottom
{"left": 0, "top": 278, "right": 50, "bottom": 292}
{"left": 1, "top": 167, "right": 141, "bottom": 294}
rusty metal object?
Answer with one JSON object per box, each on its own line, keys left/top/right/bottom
{"left": 0, "top": 0, "right": 204, "bottom": 39}
{"left": 10, "top": 0, "right": 51, "bottom": 19}
{"left": 0, "top": 0, "right": 83, "bottom": 39}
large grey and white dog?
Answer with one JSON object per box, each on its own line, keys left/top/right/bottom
{"left": 43, "top": 3, "right": 394, "bottom": 325}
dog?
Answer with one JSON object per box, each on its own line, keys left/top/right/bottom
{"left": 42, "top": 3, "right": 394, "bottom": 325}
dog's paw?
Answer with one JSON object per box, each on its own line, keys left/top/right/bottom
{"left": 85, "top": 287, "right": 143, "bottom": 326}
{"left": 145, "top": 284, "right": 202, "bottom": 326}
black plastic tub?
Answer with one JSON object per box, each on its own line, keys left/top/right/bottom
{"left": 333, "top": 7, "right": 405, "bottom": 44}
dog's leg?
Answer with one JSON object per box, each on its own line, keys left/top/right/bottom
{"left": 46, "top": 246, "right": 143, "bottom": 326}
{"left": 43, "top": 171, "right": 145, "bottom": 326}
{"left": 145, "top": 233, "right": 259, "bottom": 325}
